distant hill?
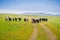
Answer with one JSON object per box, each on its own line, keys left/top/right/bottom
{"left": 0, "top": 13, "right": 60, "bottom": 16}
{"left": 22, "top": 13, "right": 60, "bottom": 16}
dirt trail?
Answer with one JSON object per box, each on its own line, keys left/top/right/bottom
{"left": 28, "top": 24, "right": 38, "bottom": 40}
{"left": 40, "top": 23, "right": 57, "bottom": 40}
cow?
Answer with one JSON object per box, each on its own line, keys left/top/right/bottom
{"left": 31, "top": 18, "right": 40, "bottom": 23}
{"left": 14, "top": 18, "right": 17, "bottom": 21}
{"left": 18, "top": 18, "right": 21, "bottom": 21}
{"left": 12, "top": 18, "right": 14, "bottom": 21}
{"left": 39, "top": 18, "right": 41, "bottom": 22}
{"left": 40, "top": 18, "right": 48, "bottom": 22}
{"left": 45, "top": 18, "right": 48, "bottom": 22}
{"left": 31, "top": 18, "right": 36, "bottom": 23}
{"left": 5, "top": 17, "right": 8, "bottom": 21}
{"left": 35, "top": 19, "right": 40, "bottom": 23}
{"left": 5, "top": 17, "right": 11, "bottom": 21}
{"left": 24, "top": 18, "right": 29, "bottom": 22}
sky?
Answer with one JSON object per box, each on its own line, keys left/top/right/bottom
{"left": 0, "top": 0, "right": 60, "bottom": 15}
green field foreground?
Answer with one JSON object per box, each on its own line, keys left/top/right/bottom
{"left": 42, "top": 16, "right": 60, "bottom": 40}
{"left": 0, "top": 14, "right": 34, "bottom": 40}
{"left": 0, "top": 14, "right": 60, "bottom": 40}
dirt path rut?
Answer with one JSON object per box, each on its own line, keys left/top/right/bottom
{"left": 40, "top": 23, "right": 57, "bottom": 40}
{"left": 28, "top": 24, "right": 38, "bottom": 40}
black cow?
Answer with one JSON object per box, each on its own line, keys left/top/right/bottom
{"left": 41, "top": 18, "right": 48, "bottom": 22}
{"left": 31, "top": 18, "right": 36, "bottom": 23}
{"left": 31, "top": 18, "right": 40, "bottom": 23}
{"left": 12, "top": 18, "right": 14, "bottom": 21}
{"left": 35, "top": 19, "right": 39, "bottom": 23}
{"left": 24, "top": 18, "right": 29, "bottom": 22}
{"left": 45, "top": 18, "right": 48, "bottom": 22}
{"left": 14, "top": 18, "right": 17, "bottom": 21}
{"left": 18, "top": 18, "right": 21, "bottom": 21}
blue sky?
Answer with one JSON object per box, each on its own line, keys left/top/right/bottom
{"left": 0, "top": 0, "right": 60, "bottom": 15}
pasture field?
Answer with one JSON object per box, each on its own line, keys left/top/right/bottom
{"left": 42, "top": 16, "right": 60, "bottom": 40}
{"left": 0, "top": 14, "right": 60, "bottom": 40}
{"left": 0, "top": 14, "right": 34, "bottom": 40}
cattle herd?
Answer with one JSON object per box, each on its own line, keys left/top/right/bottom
{"left": 5, "top": 17, "right": 48, "bottom": 23}
{"left": 5, "top": 17, "right": 21, "bottom": 21}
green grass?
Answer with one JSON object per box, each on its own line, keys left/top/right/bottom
{"left": 0, "top": 14, "right": 34, "bottom": 40}
{"left": 27, "top": 16, "right": 60, "bottom": 40}
{"left": 0, "top": 14, "right": 60, "bottom": 40}
{"left": 42, "top": 16, "right": 60, "bottom": 40}
{"left": 36, "top": 23, "right": 50, "bottom": 40}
